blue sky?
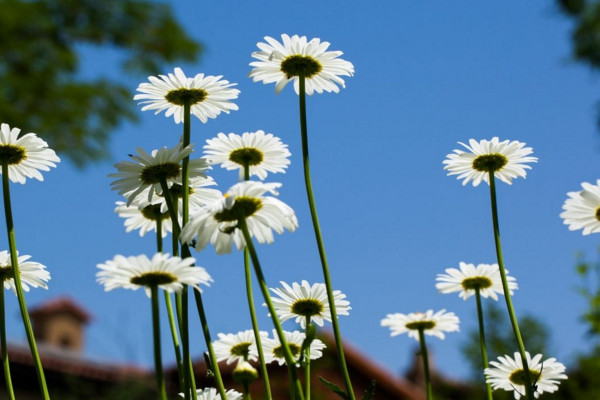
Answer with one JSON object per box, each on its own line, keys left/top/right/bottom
{"left": 2, "top": 0, "right": 600, "bottom": 383}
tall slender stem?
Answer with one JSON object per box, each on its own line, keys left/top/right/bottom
{"left": 238, "top": 218, "right": 305, "bottom": 400}
{"left": 475, "top": 289, "right": 494, "bottom": 400}
{"left": 182, "top": 101, "right": 191, "bottom": 225}
{"left": 487, "top": 171, "right": 534, "bottom": 400}
{"left": 155, "top": 221, "right": 185, "bottom": 394}
{"left": 417, "top": 329, "right": 433, "bottom": 400}
{"left": 1, "top": 161, "right": 50, "bottom": 400}
{"left": 0, "top": 286, "right": 15, "bottom": 400}
{"left": 242, "top": 162, "right": 272, "bottom": 400}
{"left": 193, "top": 289, "right": 228, "bottom": 399}
{"left": 297, "top": 76, "right": 355, "bottom": 400}
{"left": 151, "top": 285, "right": 168, "bottom": 400}
{"left": 305, "top": 317, "right": 311, "bottom": 400}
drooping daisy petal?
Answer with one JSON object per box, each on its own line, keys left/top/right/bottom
{"left": 267, "top": 280, "right": 350, "bottom": 329}
{"left": 262, "top": 329, "right": 326, "bottom": 366}
{"left": 443, "top": 137, "right": 537, "bottom": 186}
{"left": 249, "top": 34, "right": 354, "bottom": 95}
{"left": 436, "top": 262, "right": 517, "bottom": 301}
{"left": 135, "top": 67, "right": 240, "bottom": 124}
{"left": 96, "top": 253, "right": 212, "bottom": 296}
{"left": 180, "top": 387, "right": 243, "bottom": 400}
{"left": 180, "top": 181, "right": 298, "bottom": 254}
{"left": 560, "top": 179, "right": 600, "bottom": 235}
{"left": 0, "top": 251, "right": 50, "bottom": 293}
{"left": 0, "top": 123, "right": 60, "bottom": 184}
{"left": 485, "top": 352, "right": 567, "bottom": 399}
{"left": 203, "top": 131, "right": 291, "bottom": 180}
{"left": 213, "top": 330, "right": 268, "bottom": 365}
{"left": 109, "top": 144, "right": 209, "bottom": 206}
{"left": 381, "top": 309, "right": 460, "bottom": 341}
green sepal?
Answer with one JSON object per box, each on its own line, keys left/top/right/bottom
{"left": 203, "top": 352, "right": 215, "bottom": 378}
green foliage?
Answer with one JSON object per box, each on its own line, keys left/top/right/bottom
{"left": 0, "top": 0, "right": 201, "bottom": 166}
{"left": 558, "top": 0, "right": 600, "bottom": 129}
{"left": 574, "top": 251, "right": 600, "bottom": 341}
{"left": 318, "top": 376, "right": 349, "bottom": 400}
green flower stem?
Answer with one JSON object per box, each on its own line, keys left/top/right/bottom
{"left": 487, "top": 171, "right": 534, "bottom": 400}
{"left": 192, "top": 289, "right": 229, "bottom": 400}
{"left": 165, "top": 291, "right": 185, "bottom": 393}
{"left": 475, "top": 289, "right": 494, "bottom": 400}
{"left": 155, "top": 220, "right": 186, "bottom": 394}
{"left": 238, "top": 217, "right": 305, "bottom": 400}
{"left": 150, "top": 285, "right": 168, "bottom": 400}
{"left": 181, "top": 286, "right": 198, "bottom": 398}
{"left": 182, "top": 101, "right": 191, "bottom": 226}
{"left": 242, "top": 162, "right": 273, "bottom": 400}
{"left": 157, "top": 183, "right": 194, "bottom": 398}
{"left": 1, "top": 161, "right": 50, "bottom": 400}
{"left": 297, "top": 76, "right": 355, "bottom": 400}
{"left": 417, "top": 329, "right": 433, "bottom": 400}
{"left": 0, "top": 287, "right": 15, "bottom": 400}
{"left": 158, "top": 178, "right": 181, "bottom": 235}
{"left": 244, "top": 247, "right": 272, "bottom": 399}
{"left": 305, "top": 318, "right": 311, "bottom": 400}
{"left": 175, "top": 292, "right": 191, "bottom": 400}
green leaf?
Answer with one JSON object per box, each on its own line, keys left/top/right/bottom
{"left": 361, "top": 380, "right": 376, "bottom": 400}
{"left": 318, "top": 376, "right": 349, "bottom": 400}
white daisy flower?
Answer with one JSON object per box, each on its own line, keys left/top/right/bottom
{"left": 0, "top": 123, "right": 60, "bottom": 184}
{"left": 443, "top": 137, "right": 537, "bottom": 186}
{"left": 180, "top": 387, "right": 243, "bottom": 400}
{"left": 268, "top": 280, "right": 351, "bottom": 329}
{"left": 115, "top": 200, "right": 172, "bottom": 238}
{"left": 436, "top": 262, "right": 517, "bottom": 301}
{"left": 485, "top": 352, "right": 567, "bottom": 399}
{"left": 109, "top": 144, "right": 209, "bottom": 206}
{"left": 135, "top": 67, "right": 240, "bottom": 124}
{"left": 96, "top": 253, "right": 212, "bottom": 296}
{"left": 381, "top": 309, "right": 460, "bottom": 341}
{"left": 212, "top": 330, "right": 268, "bottom": 365}
{"left": 560, "top": 179, "right": 600, "bottom": 235}
{"left": 0, "top": 251, "right": 50, "bottom": 293}
{"left": 203, "top": 130, "right": 291, "bottom": 180}
{"left": 133, "top": 176, "right": 222, "bottom": 215}
{"left": 249, "top": 34, "right": 354, "bottom": 95}
{"left": 180, "top": 181, "right": 298, "bottom": 254}
{"left": 262, "top": 329, "right": 326, "bottom": 366}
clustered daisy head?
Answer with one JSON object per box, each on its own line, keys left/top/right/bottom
{"left": 0, "top": 123, "right": 60, "bottom": 184}
{"left": 381, "top": 309, "right": 460, "bottom": 341}
{"left": 109, "top": 143, "right": 209, "bottom": 206}
{"left": 180, "top": 181, "right": 298, "bottom": 254}
{"left": 436, "top": 262, "right": 517, "bottom": 301}
{"left": 96, "top": 253, "right": 212, "bottom": 296}
{"left": 485, "top": 352, "right": 567, "bottom": 399}
{"left": 203, "top": 130, "right": 291, "bottom": 180}
{"left": 135, "top": 67, "right": 240, "bottom": 124}
{"left": 213, "top": 330, "right": 267, "bottom": 365}
{"left": 268, "top": 280, "right": 351, "bottom": 329}
{"left": 180, "top": 388, "right": 243, "bottom": 400}
{"left": 560, "top": 180, "right": 600, "bottom": 235}
{"left": 0, "top": 251, "right": 50, "bottom": 294}
{"left": 443, "top": 137, "right": 537, "bottom": 186}
{"left": 262, "top": 329, "right": 326, "bottom": 366}
{"left": 249, "top": 34, "right": 354, "bottom": 95}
